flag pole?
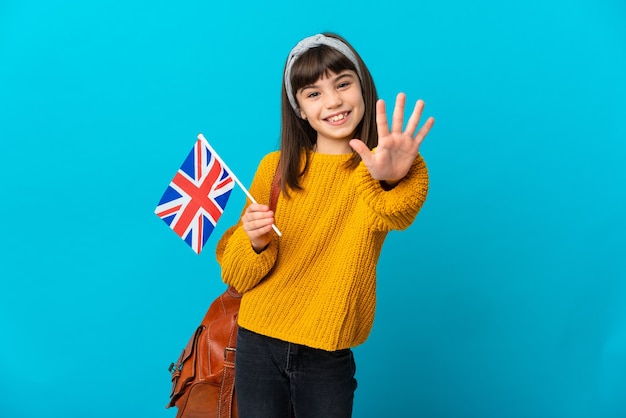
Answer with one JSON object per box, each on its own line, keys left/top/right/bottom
{"left": 198, "top": 134, "right": 282, "bottom": 237}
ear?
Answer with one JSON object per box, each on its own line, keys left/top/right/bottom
{"left": 300, "top": 110, "right": 307, "bottom": 120}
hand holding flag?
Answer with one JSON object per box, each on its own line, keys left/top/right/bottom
{"left": 155, "top": 134, "right": 281, "bottom": 254}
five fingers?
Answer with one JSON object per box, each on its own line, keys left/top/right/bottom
{"left": 376, "top": 93, "right": 435, "bottom": 142}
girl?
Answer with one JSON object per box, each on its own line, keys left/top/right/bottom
{"left": 216, "top": 32, "right": 434, "bottom": 418}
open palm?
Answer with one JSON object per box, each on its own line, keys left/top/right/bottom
{"left": 350, "top": 93, "right": 434, "bottom": 184}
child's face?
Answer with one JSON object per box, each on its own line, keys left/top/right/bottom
{"left": 296, "top": 70, "right": 364, "bottom": 150}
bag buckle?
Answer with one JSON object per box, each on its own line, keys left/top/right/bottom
{"left": 224, "top": 347, "right": 236, "bottom": 361}
{"left": 168, "top": 362, "right": 182, "bottom": 374}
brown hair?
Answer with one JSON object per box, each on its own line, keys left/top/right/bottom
{"left": 279, "top": 33, "right": 378, "bottom": 197}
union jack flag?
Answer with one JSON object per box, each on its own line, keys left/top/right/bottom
{"left": 155, "top": 136, "right": 234, "bottom": 254}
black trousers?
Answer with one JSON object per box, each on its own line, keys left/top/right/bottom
{"left": 235, "top": 327, "right": 357, "bottom": 418}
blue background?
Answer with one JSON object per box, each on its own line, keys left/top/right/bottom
{"left": 1, "top": 0, "right": 625, "bottom": 417}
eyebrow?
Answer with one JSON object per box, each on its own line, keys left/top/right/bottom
{"left": 299, "top": 71, "right": 356, "bottom": 91}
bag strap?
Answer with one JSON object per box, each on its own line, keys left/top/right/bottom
{"left": 269, "top": 160, "right": 281, "bottom": 212}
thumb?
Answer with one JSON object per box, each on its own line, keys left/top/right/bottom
{"left": 349, "top": 139, "right": 372, "bottom": 165}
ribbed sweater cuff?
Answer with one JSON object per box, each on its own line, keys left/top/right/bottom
{"left": 354, "top": 155, "right": 429, "bottom": 230}
{"left": 222, "top": 227, "right": 278, "bottom": 293}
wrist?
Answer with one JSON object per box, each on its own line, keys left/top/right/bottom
{"left": 380, "top": 179, "right": 400, "bottom": 190}
{"left": 252, "top": 243, "right": 269, "bottom": 254}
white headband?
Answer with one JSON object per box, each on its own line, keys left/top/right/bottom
{"left": 284, "top": 34, "right": 363, "bottom": 112}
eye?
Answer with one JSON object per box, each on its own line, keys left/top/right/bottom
{"left": 337, "top": 81, "right": 351, "bottom": 89}
{"left": 306, "top": 91, "right": 320, "bottom": 98}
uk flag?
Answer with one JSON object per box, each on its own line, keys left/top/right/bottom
{"left": 155, "top": 136, "right": 234, "bottom": 254}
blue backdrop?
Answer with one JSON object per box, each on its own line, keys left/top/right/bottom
{"left": 1, "top": 1, "right": 625, "bottom": 417}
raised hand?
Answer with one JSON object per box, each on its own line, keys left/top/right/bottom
{"left": 349, "top": 93, "right": 434, "bottom": 185}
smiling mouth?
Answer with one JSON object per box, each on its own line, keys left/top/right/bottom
{"left": 325, "top": 111, "right": 350, "bottom": 123}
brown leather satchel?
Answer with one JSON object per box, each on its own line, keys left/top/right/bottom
{"left": 166, "top": 163, "right": 281, "bottom": 418}
{"left": 166, "top": 286, "right": 242, "bottom": 418}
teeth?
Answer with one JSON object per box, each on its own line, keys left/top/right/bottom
{"left": 328, "top": 112, "right": 347, "bottom": 122}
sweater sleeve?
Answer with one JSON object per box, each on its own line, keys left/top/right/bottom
{"left": 353, "top": 154, "right": 429, "bottom": 231}
{"left": 215, "top": 152, "right": 281, "bottom": 293}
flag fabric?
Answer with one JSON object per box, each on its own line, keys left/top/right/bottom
{"left": 155, "top": 136, "right": 235, "bottom": 254}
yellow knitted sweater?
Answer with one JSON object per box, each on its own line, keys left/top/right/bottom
{"left": 216, "top": 151, "right": 428, "bottom": 351}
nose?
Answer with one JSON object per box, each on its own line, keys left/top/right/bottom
{"left": 325, "top": 90, "right": 342, "bottom": 108}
